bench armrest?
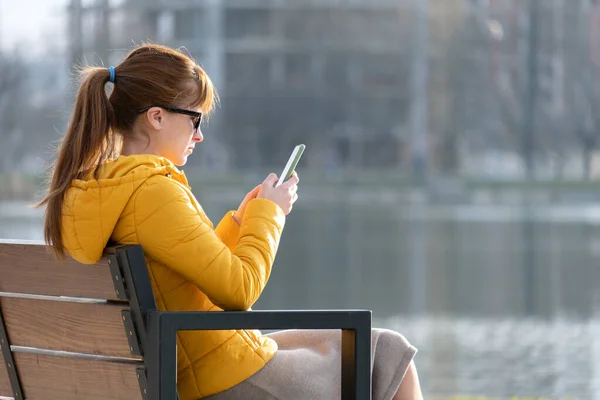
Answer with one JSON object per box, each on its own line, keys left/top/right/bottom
{"left": 144, "top": 309, "right": 372, "bottom": 400}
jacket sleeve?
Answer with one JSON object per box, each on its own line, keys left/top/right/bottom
{"left": 134, "top": 177, "right": 285, "bottom": 311}
{"left": 214, "top": 211, "right": 240, "bottom": 251}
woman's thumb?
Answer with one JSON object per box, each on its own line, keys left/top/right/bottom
{"left": 247, "top": 185, "right": 261, "bottom": 198}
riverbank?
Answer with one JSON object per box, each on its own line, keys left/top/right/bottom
{"left": 3, "top": 170, "right": 600, "bottom": 204}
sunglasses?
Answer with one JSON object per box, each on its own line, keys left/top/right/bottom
{"left": 137, "top": 105, "right": 202, "bottom": 131}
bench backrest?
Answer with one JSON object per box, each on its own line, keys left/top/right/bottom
{"left": 0, "top": 240, "right": 154, "bottom": 400}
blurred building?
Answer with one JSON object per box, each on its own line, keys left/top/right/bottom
{"left": 67, "top": 0, "right": 471, "bottom": 172}
{"left": 442, "top": 0, "right": 600, "bottom": 178}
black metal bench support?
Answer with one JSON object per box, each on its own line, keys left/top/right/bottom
{"left": 0, "top": 300, "right": 24, "bottom": 400}
{"left": 145, "top": 310, "right": 372, "bottom": 400}
{"left": 117, "top": 244, "right": 372, "bottom": 400}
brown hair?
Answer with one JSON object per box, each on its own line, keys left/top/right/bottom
{"left": 36, "top": 44, "right": 217, "bottom": 259}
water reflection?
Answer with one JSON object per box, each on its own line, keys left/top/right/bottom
{"left": 386, "top": 315, "right": 600, "bottom": 399}
{"left": 242, "top": 200, "right": 598, "bottom": 321}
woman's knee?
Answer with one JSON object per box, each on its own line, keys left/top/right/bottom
{"left": 372, "top": 328, "right": 413, "bottom": 350}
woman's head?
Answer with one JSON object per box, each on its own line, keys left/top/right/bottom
{"left": 108, "top": 45, "right": 216, "bottom": 165}
{"left": 38, "top": 43, "right": 217, "bottom": 257}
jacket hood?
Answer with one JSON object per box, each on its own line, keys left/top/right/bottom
{"left": 61, "top": 154, "right": 189, "bottom": 264}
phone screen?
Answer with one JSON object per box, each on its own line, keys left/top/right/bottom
{"left": 275, "top": 144, "right": 305, "bottom": 187}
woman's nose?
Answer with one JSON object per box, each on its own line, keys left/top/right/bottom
{"left": 193, "top": 128, "right": 203, "bottom": 143}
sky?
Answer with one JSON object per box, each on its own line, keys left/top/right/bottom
{"left": 0, "top": 0, "right": 67, "bottom": 55}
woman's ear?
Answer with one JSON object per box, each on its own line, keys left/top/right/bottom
{"left": 146, "top": 107, "right": 164, "bottom": 131}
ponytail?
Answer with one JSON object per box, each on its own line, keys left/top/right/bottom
{"left": 36, "top": 67, "right": 118, "bottom": 259}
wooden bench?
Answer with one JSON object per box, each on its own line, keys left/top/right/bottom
{"left": 0, "top": 239, "right": 372, "bottom": 400}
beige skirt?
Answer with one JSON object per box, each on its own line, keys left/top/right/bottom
{"left": 204, "top": 328, "right": 417, "bottom": 400}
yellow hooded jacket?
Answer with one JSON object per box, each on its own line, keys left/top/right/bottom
{"left": 61, "top": 154, "right": 284, "bottom": 399}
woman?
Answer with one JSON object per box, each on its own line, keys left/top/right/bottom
{"left": 37, "top": 44, "right": 423, "bottom": 400}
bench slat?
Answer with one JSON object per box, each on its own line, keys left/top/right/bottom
{"left": 1, "top": 297, "right": 139, "bottom": 359}
{"left": 0, "top": 361, "right": 10, "bottom": 397}
{"left": 14, "top": 352, "right": 142, "bottom": 400}
{"left": 0, "top": 242, "right": 119, "bottom": 300}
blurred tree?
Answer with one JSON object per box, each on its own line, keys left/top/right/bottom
{"left": 0, "top": 52, "right": 27, "bottom": 173}
{"left": 569, "top": 1, "right": 600, "bottom": 180}
{"left": 445, "top": 4, "right": 507, "bottom": 172}
{"left": 445, "top": 10, "right": 487, "bottom": 172}
{"left": 570, "top": 60, "right": 600, "bottom": 180}
{"left": 490, "top": 0, "right": 600, "bottom": 179}
{"left": 488, "top": 1, "right": 541, "bottom": 177}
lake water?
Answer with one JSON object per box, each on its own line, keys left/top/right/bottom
{"left": 1, "top": 195, "right": 599, "bottom": 399}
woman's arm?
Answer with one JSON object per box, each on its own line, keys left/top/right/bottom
{"left": 134, "top": 176, "right": 285, "bottom": 310}
{"left": 214, "top": 211, "right": 240, "bottom": 251}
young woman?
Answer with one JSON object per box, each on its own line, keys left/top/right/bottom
{"left": 38, "top": 44, "right": 423, "bottom": 400}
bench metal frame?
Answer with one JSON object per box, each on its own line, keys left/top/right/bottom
{"left": 0, "top": 306, "right": 24, "bottom": 400}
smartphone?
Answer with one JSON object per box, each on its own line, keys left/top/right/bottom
{"left": 275, "top": 144, "right": 305, "bottom": 187}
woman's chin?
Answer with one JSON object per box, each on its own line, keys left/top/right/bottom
{"left": 170, "top": 149, "right": 194, "bottom": 167}
{"left": 171, "top": 154, "right": 188, "bottom": 167}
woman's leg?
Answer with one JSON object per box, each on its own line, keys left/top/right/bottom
{"left": 392, "top": 361, "right": 423, "bottom": 400}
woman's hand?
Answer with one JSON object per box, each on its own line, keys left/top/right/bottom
{"left": 233, "top": 185, "right": 261, "bottom": 224}
{"left": 257, "top": 172, "right": 299, "bottom": 215}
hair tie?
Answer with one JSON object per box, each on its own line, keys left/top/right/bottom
{"left": 108, "top": 66, "right": 115, "bottom": 83}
